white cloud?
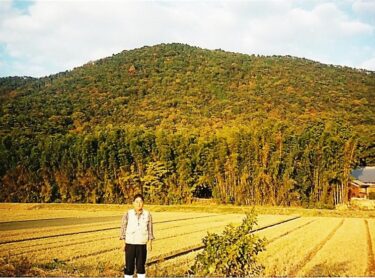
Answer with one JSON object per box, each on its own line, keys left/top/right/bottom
{"left": 360, "top": 56, "right": 375, "bottom": 70}
{"left": 237, "top": 2, "right": 373, "bottom": 61}
{"left": 352, "top": 0, "right": 375, "bottom": 14}
{"left": 0, "top": 0, "right": 374, "bottom": 77}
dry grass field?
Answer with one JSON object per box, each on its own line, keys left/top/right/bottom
{"left": 0, "top": 203, "right": 374, "bottom": 277}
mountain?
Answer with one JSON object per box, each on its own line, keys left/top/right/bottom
{"left": 1, "top": 43, "right": 374, "bottom": 134}
{"left": 0, "top": 43, "right": 374, "bottom": 205}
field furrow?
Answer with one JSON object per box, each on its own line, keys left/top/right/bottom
{"left": 1, "top": 206, "right": 370, "bottom": 278}
{"left": 68, "top": 215, "right": 298, "bottom": 270}
{"left": 5, "top": 218, "right": 242, "bottom": 264}
{"left": 147, "top": 250, "right": 199, "bottom": 277}
{"left": 0, "top": 213, "right": 220, "bottom": 244}
{"left": 258, "top": 217, "right": 343, "bottom": 276}
{"left": 0, "top": 221, "right": 119, "bottom": 244}
{"left": 68, "top": 220, "right": 246, "bottom": 269}
{"left": 0, "top": 214, "right": 240, "bottom": 255}
{"left": 254, "top": 217, "right": 313, "bottom": 241}
{"left": 288, "top": 219, "right": 345, "bottom": 276}
{"left": 297, "top": 218, "right": 367, "bottom": 276}
{"left": 365, "top": 219, "right": 375, "bottom": 276}
{"left": 0, "top": 213, "right": 291, "bottom": 251}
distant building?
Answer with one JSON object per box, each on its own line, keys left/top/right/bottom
{"left": 350, "top": 166, "right": 375, "bottom": 199}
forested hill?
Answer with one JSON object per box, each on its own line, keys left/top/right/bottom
{"left": 0, "top": 43, "right": 374, "bottom": 206}
{"left": 1, "top": 43, "right": 374, "bottom": 134}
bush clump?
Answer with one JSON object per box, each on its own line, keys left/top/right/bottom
{"left": 192, "top": 210, "right": 266, "bottom": 276}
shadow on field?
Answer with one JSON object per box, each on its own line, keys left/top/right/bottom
{"left": 305, "top": 261, "right": 349, "bottom": 276}
{"left": 0, "top": 215, "right": 121, "bottom": 231}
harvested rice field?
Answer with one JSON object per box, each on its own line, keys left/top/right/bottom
{"left": 0, "top": 203, "right": 373, "bottom": 277}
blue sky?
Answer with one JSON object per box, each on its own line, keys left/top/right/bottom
{"left": 0, "top": 0, "right": 374, "bottom": 77}
{"left": 12, "top": 0, "right": 34, "bottom": 11}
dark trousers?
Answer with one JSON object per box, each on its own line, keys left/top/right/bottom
{"left": 125, "top": 244, "right": 147, "bottom": 275}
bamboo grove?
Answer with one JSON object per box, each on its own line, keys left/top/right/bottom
{"left": 0, "top": 120, "right": 359, "bottom": 207}
{"left": 0, "top": 43, "right": 374, "bottom": 207}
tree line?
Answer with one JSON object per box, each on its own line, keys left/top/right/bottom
{"left": 0, "top": 119, "right": 358, "bottom": 208}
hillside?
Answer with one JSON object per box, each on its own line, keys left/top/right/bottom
{"left": 1, "top": 43, "right": 374, "bottom": 134}
{"left": 0, "top": 43, "right": 374, "bottom": 205}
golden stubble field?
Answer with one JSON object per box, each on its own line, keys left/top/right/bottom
{"left": 0, "top": 203, "right": 374, "bottom": 277}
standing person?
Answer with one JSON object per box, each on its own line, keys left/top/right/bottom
{"left": 120, "top": 194, "right": 154, "bottom": 278}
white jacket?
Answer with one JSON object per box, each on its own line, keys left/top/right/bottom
{"left": 125, "top": 209, "right": 150, "bottom": 244}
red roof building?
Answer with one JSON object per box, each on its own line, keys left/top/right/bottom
{"left": 350, "top": 166, "right": 375, "bottom": 199}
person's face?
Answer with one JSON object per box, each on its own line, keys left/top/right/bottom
{"left": 133, "top": 197, "right": 144, "bottom": 212}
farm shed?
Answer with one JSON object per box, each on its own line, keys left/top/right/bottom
{"left": 350, "top": 166, "right": 375, "bottom": 199}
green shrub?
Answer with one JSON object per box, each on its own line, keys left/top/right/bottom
{"left": 369, "top": 192, "right": 375, "bottom": 200}
{"left": 191, "top": 210, "right": 266, "bottom": 276}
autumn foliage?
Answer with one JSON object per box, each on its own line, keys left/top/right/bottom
{"left": 0, "top": 43, "right": 374, "bottom": 206}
